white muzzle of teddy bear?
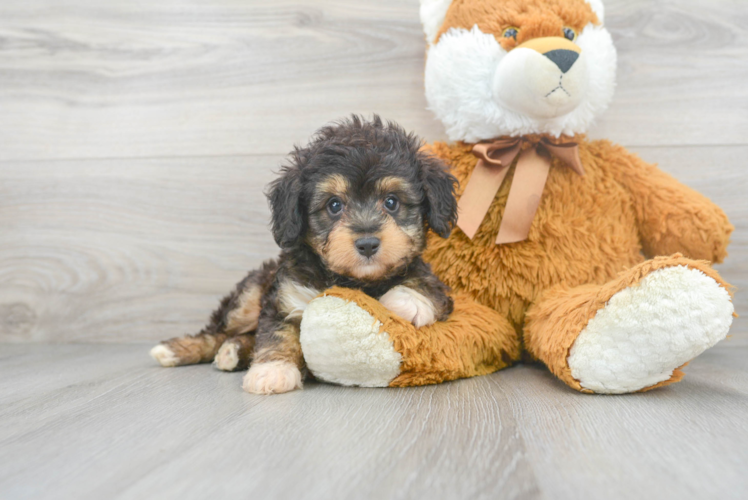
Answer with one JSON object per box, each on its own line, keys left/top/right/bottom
{"left": 493, "top": 38, "right": 588, "bottom": 120}
{"left": 424, "top": 23, "right": 616, "bottom": 142}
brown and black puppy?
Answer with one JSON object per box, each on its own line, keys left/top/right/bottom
{"left": 151, "top": 116, "right": 457, "bottom": 395}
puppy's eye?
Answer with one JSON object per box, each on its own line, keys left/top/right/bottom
{"left": 502, "top": 27, "right": 519, "bottom": 40}
{"left": 563, "top": 27, "right": 577, "bottom": 41}
{"left": 327, "top": 197, "right": 344, "bottom": 216}
{"left": 383, "top": 195, "right": 400, "bottom": 213}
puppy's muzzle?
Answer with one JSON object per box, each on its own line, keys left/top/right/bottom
{"left": 355, "top": 236, "right": 381, "bottom": 258}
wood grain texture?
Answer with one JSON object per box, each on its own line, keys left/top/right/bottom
{"left": 0, "top": 3, "right": 745, "bottom": 341}
{"left": 1, "top": 146, "right": 745, "bottom": 343}
{"left": 0, "top": 0, "right": 747, "bottom": 162}
{"left": 0, "top": 157, "right": 280, "bottom": 342}
{"left": 0, "top": 343, "right": 747, "bottom": 500}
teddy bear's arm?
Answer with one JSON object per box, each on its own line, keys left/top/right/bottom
{"left": 300, "top": 288, "right": 521, "bottom": 388}
{"left": 598, "top": 141, "right": 733, "bottom": 263}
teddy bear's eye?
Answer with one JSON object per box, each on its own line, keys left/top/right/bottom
{"left": 563, "top": 27, "right": 577, "bottom": 41}
{"left": 502, "top": 27, "right": 519, "bottom": 40}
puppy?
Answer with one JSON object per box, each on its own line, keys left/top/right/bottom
{"left": 150, "top": 116, "right": 458, "bottom": 395}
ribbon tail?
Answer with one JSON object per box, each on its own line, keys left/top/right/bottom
{"left": 456, "top": 159, "right": 511, "bottom": 240}
{"left": 495, "top": 147, "right": 552, "bottom": 245}
{"left": 542, "top": 141, "right": 585, "bottom": 176}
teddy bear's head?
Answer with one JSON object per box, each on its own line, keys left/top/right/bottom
{"left": 421, "top": 0, "right": 616, "bottom": 142}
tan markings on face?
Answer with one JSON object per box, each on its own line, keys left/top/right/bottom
{"left": 314, "top": 174, "right": 350, "bottom": 205}
{"left": 278, "top": 280, "right": 320, "bottom": 322}
{"left": 436, "top": 0, "right": 598, "bottom": 49}
{"left": 378, "top": 218, "right": 417, "bottom": 270}
{"left": 400, "top": 222, "right": 423, "bottom": 244}
{"left": 226, "top": 285, "right": 262, "bottom": 334}
{"left": 324, "top": 224, "right": 361, "bottom": 276}
{"left": 324, "top": 219, "right": 416, "bottom": 280}
{"left": 252, "top": 322, "right": 303, "bottom": 366}
{"left": 375, "top": 176, "right": 408, "bottom": 194}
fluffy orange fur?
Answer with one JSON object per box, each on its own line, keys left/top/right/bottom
{"left": 523, "top": 254, "right": 733, "bottom": 392}
{"left": 320, "top": 287, "right": 520, "bottom": 386}
{"left": 308, "top": 0, "right": 734, "bottom": 392}
{"left": 437, "top": 0, "right": 599, "bottom": 49}
{"left": 362, "top": 136, "right": 733, "bottom": 390}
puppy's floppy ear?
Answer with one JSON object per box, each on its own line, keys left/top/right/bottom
{"left": 267, "top": 158, "right": 305, "bottom": 249}
{"left": 418, "top": 151, "right": 458, "bottom": 238}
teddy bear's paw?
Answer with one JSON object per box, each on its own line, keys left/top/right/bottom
{"left": 242, "top": 361, "right": 303, "bottom": 395}
{"left": 379, "top": 286, "right": 437, "bottom": 328}
{"left": 214, "top": 341, "right": 241, "bottom": 372}
{"left": 568, "top": 266, "right": 734, "bottom": 394}
{"left": 299, "top": 295, "right": 402, "bottom": 387}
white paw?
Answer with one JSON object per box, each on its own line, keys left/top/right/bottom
{"left": 379, "top": 286, "right": 437, "bottom": 328}
{"left": 150, "top": 344, "right": 179, "bottom": 367}
{"left": 242, "top": 361, "right": 303, "bottom": 395}
{"left": 300, "top": 296, "right": 402, "bottom": 387}
{"left": 214, "top": 342, "right": 240, "bottom": 372}
{"left": 568, "top": 266, "right": 734, "bottom": 394}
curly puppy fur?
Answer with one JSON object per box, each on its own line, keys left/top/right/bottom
{"left": 151, "top": 116, "right": 458, "bottom": 394}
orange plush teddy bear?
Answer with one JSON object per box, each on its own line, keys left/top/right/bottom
{"left": 298, "top": 0, "right": 735, "bottom": 394}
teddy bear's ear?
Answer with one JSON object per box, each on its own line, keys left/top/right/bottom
{"left": 420, "top": 0, "right": 453, "bottom": 45}
{"left": 586, "top": 0, "right": 605, "bottom": 23}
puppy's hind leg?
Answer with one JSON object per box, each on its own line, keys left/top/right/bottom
{"left": 150, "top": 331, "right": 229, "bottom": 368}
{"left": 214, "top": 333, "right": 255, "bottom": 372}
{"left": 151, "top": 261, "right": 276, "bottom": 367}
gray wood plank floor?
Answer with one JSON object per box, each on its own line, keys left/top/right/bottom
{"left": 1, "top": 343, "right": 747, "bottom": 500}
{"left": 1, "top": 0, "right": 747, "bottom": 498}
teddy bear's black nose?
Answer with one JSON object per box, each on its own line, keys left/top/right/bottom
{"left": 355, "top": 237, "right": 381, "bottom": 258}
{"left": 544, "top": 49, "right": 579, "bottom": 73}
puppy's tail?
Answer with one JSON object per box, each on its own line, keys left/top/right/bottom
{"left": 150, "top": 260, "right": 278, "bottom": 368}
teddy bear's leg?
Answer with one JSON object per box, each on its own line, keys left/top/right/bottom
{"left": 300, "top": 287, "right": 521, "bottom": 387}
{"left": 524, "top": 255, "right": 734, "bottom": 394}
{"left": 214, "top": 333, "right": 255, "bottom": 372}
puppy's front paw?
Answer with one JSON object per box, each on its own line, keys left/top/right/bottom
{"left": 242, "top": 361, "right": 303, "bottom": 395}
{"left": 379, "top": 286, "right": 437, "bottom": 328}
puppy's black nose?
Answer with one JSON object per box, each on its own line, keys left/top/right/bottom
{"left": 355, "top": 237, "right": 381, "bottom": 258}
{"left": 544, "top": 49, "right": 579, "bottom": 73}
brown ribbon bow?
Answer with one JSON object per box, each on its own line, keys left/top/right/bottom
{"left": 456, "top": 137, "right": 585, "bottom": 245}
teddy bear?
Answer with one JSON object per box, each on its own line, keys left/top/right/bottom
{"left": 297, "top": 0, "right": 736, "bottom": 394}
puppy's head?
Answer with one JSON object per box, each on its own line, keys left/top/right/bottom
{"left": 267, "top": 115, "right": 457, "bottom": 281}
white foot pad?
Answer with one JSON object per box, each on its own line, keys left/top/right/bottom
{"left": 150, "top": 344, "right": 179, "bottom": 367}
{"left": 214, "top": 342, "right": 240, "bottom": 372}
{"left": 568, "top": 266, "right": 734, "bottom": 394}
{"left": 242, "top": 361, "right": 302, "bottom": 395}
{"left": 300, "top": 296, "right": 402, "bottom": 387}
